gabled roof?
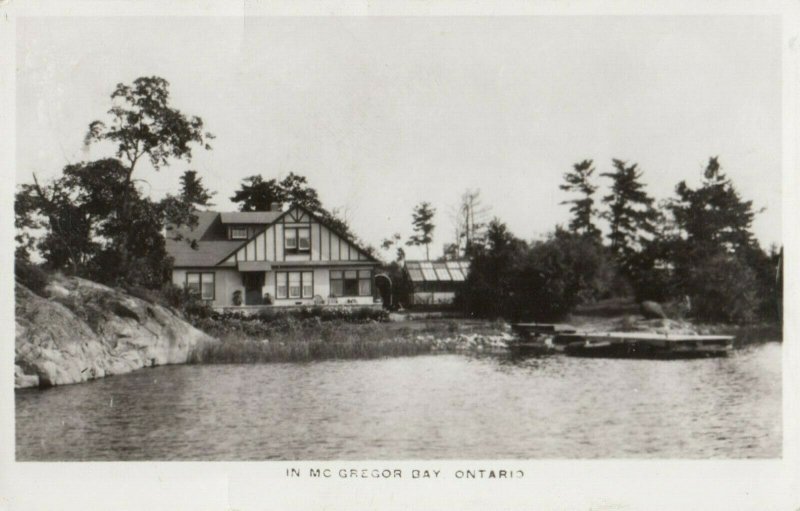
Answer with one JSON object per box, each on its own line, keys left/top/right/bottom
{"left": 220, "top": 211, "right": 283, "bottom": 224}
{"left": 235, "top": 203, "right": 380, "bottom": 264}
{"left": 166, "top": 205, "right": 380, "bottom": 268}
{"left": 166, "top": 211, "right": 248, "bottom": 267}
{"left": 405, "top": 260, "right": 470, "bottom": 283}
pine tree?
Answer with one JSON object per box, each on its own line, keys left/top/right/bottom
{"left": 559, "top": 159, "right": 601, "bottom": 240}
{"left": 179, "top": 170, "right": 215, "bottom": 209}
{"left": 601, "top": 159, "right": 658, "bottom": 274}
{"left": 665, "top": 157, "right": 769, "bottom": 322}
{"left": 669, "top": 156, "right": 757, "bottom": 255}
{"left": 407, "top": 202, "right": 436, "bottom": 260}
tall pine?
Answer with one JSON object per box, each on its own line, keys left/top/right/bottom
{"left": 179, "top": 170, "right": 215, "bottom": 209}
{"left": 666, "top": 157, "right": 765, "bottom": 322}
{"left": 669, "top": 156, "right": 756, "bottom": 255}
{"left": 601, "top": 159, "right": 658, "bottom": 275}
{"left": 407, "top": 202, "right": 436, "bottom": 260}
{"left": 560, "top": 159, "right": 601, "bottom": 241}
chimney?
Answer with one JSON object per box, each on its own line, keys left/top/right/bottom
{"left": 270, "top": 202, "right": 282, "bottom": 212}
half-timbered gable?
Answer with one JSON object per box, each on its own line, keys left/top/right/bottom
{"left": 229, "top": 206, "right": 373, "bottom": 266}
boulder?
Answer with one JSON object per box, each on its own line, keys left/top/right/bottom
{"left": 640, "top": 300, "right": 668, "bottom": 320}
{"left": 15, "top": 275, "right": 217, "bottom": 389}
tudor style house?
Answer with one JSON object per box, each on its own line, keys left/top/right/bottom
{"left": 166, "top": 204, "right": 381, "bottom": 309}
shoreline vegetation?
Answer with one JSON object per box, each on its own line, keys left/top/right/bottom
{"left": 13, "top": 270, "right": 781, "bottom": 390}
{"left": 185, "top": 306, "right": 781, "bottom": 365}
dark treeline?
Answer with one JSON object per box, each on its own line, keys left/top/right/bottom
{"left": 457, "top": 157, "right": 782, "bottom": 324}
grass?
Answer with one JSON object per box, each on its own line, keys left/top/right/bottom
{"left": 188, "top": 337, "right": 438, "bottom": 363}
{"left": 186, "top": 318, "right": 480, "bottom": 364}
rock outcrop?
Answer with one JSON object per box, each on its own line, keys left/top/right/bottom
{"left": 640, "top": 300, "right": 668, "bottom": 320}
{"left": 15, "top": 276, "right": 216, "bottom": 389}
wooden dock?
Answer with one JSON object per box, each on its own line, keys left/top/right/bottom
{"left": 508, "top": 323, "right": 577, "bottom": 355}
{"left": 510, "top": 324, "right": 734, "bottom": 359}
{"left": 560, "top": 331, "right": 734, "bottom": 359}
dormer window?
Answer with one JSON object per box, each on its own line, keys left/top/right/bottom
{"left": 285, "top": 227, "right": 311, "bottom": 252}
{"left": 230, "top": 227, "right": 248, "bottom": 240}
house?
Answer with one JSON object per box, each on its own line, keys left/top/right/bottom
{"left": 166, "top": 204, "right": 381, "bottom": 309}
{"left": 403, "top": 260, "right": 470, "bottom": 306}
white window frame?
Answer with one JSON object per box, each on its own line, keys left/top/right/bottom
{"left": 276, "top": 271, "right": 314, "bottom": 299}
{"left": 330, "top": 269, "right": 371, "bottom": 297}
{"left": 186, "top": 271, "right": 215, "bottom": 300}
{"left": 284, "top": 227, "right": 311, "bottom": 252}
{"left": 230, "top": 227, "right": 248, "bottom": 240}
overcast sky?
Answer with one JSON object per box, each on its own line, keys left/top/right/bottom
{"left": 16, "top": 16, "right": 782, "bottom": 259}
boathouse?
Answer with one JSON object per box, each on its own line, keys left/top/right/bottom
{"left": 166, "top": 204, "right": 381, "bottom": 310}
{"left": 403, "top": 260, "right": 470, "bottom": 306}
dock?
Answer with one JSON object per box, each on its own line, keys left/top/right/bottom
{"left": 508, "top": 323, "right": 577, "bottom": 355}
{"left": 510, "top": 324, "right": 734, "bottom": 359}
{"left": 560, "top": 331, "right": 734, "bottom": 359}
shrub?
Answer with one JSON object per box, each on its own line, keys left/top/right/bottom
{"left": 146, "top": 283, "right": 214, "bottom": 318}
{"left": 686, "top": 252, "right": 759, "bottom": 324}
{"left": 14, "top": 258, "right": 50, "bottom": 297}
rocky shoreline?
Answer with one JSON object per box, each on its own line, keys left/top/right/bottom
{"left": 15, "top": 276, "right": 215, "bottom": 389}
{"left": 15, "top": 275, "right": 780, "bottom": 389}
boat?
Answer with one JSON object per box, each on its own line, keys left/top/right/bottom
{"left": 508, "top": 323, "right": 577, "bottom": 355}
{"left": 560, "top": 331, "right": 734, "bottom": 359}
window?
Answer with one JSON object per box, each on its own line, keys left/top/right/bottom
{"left": 298, "top": 228, "right": 310, "bottom": 250}
{"left": 277, "top": 273, "right": 288, "bottom": 299}
{"left": 186, "top": 272, "right": 215, "bottom": 300}
{"left": 358, "top": 270, "right": 371, "bottom": 295}
{"left": 330, "top": 269, "right": 371, "bottom": 297}
{"left": 284, "top": 229, "right": 297, "bottom": 250}
{"left": 289, "top": 272, "right": 301, "bottom": 298}
{"left": 284, "top": 227, "right": 311, "bottom": 252}
{"left": 230, "top": 227, "right": 248, "bottom": 240}
{"left": 276, "top": 271, "right": 314, "bottom": 299}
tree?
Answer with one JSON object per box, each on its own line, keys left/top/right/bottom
{"left": 560, "top": 159, "right": 601, "bottom": 241}
{"left": 83, "top": 76, "right": 213, "bottom": 278}
{"left": 381, "top": 233, "right": 405, "bottom": 262}
{"left": 668, "top": 157, "right": 757, "bottom": 255}
{"left": 15, "top": 172, "right": 98, "bottom": 273}
{"left": 407, "top": 202, "right": 436, "bottom": 260}
{"left": 450, "top": 189, "right": 490, "bottom": 257}
{"left": 230, "top": 172, "right": 355, "bottom": 239}
{"left": 511, "top": 228, "right": 612, "bottom": 321}
{"left": 179, "top": 170, "right": 215, "bottom": 208}
{"left": 601, "top": 159, "right": 658, "bottom": 275}
{"left": 15, "top": 158, "right": 201, "bottom": 288}
{"left": 664, "top": 157, "right": 772, "bottom": 322}
{"left": 458, "top": 221, "right": 611, "bottom": 321}
{"left": 458, "top": 219, "right": 526, "bottom": 318}
{"left": 230, "top": 175, "right": 283, "bottom": 212}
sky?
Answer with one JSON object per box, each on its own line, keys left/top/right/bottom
{"left": 16, "top": 16, "right": 782, "bottom": 260}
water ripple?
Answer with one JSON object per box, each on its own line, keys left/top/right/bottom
{"left": 16, "top": 342, "right": 782, "bottom": 460}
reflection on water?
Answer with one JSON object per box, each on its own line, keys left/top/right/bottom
{"left": 16, "top": 342, "right": 781, "bottom": 460}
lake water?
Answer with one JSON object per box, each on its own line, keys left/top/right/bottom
{"left": 16, "top": 342, "right": 781, "bottom": 460}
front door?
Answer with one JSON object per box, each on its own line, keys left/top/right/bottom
{"left": 242, "top": 272, "right": 265, "bottom": 305}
